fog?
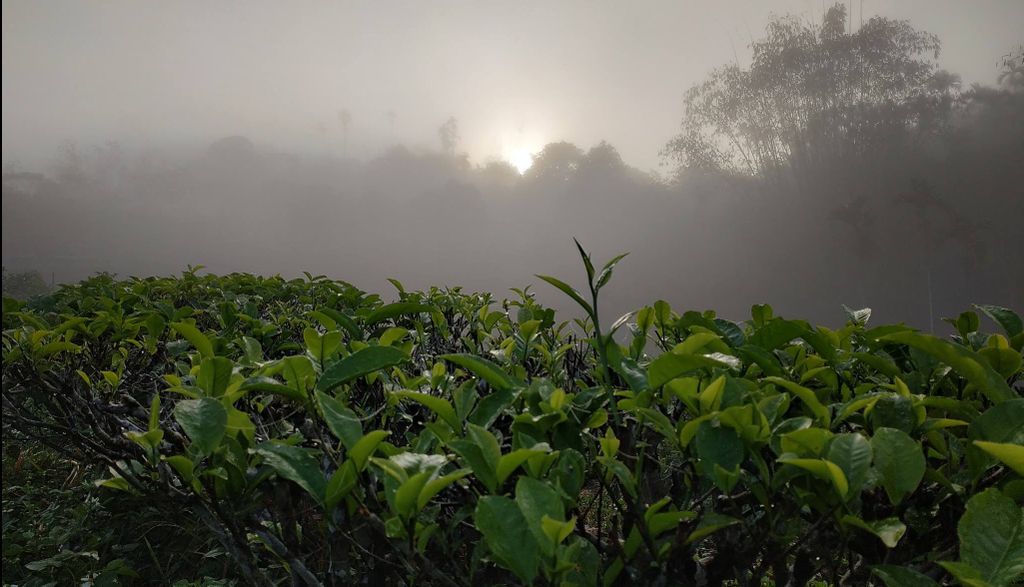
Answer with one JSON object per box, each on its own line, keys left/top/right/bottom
{"left": 3, "top": 1, "right": 1023, "bottom": 327}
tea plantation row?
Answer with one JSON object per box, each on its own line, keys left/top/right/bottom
{"left": 2, "top": 250, "right": 1022, "bottom": 585}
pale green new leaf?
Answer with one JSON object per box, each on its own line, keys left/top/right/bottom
{"left": 841, "top": 515, "right": 907, "bottom": 548}
{"left": 393, "top": 390, "right": 460, "bottom": 430}
{"left": 496, "top": 445, "right": 550, "bottom": 485}
{"left": 440, "top": 353, "right": 518, "bottom": 393}
{"left": 349, "top": 430, "right": 390, "bottom": 471}
{"left": 417, "top": 468, "right": 471, "bottom": 511}
{"left": 973, "top": 441, "right": 1024, "bottom": 476}
{"left": 765, "top": 376, "right": 830, "bottom": 427}
{"left": 778, "top": 455, "right": 849, "bottom": 498}
{"left": 170, "top": 322, "right": 213, "bottom": 358}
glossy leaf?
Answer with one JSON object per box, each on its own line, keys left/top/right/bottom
{"left": 515, "top": 477, "right": 564, "bottom": 557}
{"left": 975, "top": 304, "right": 1023, "bottom": 339}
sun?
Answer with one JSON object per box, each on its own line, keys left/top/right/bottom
{"left": 497, "top": 126, "right": 545, "bottom": 174}
{"left": 505, "top": 147, "right": 535, "bottom": 174}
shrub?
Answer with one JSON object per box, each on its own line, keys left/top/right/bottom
{"left": 2, "top": 253, "right": 1021, "bottom": 585}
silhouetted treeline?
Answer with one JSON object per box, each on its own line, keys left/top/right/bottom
{"left": 3, "top": 7, "right": 1021, "bottom": 328}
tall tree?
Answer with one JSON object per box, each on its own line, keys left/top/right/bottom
{"left": 525, "top": 142, "right": 583, "bottom": 184}
{"left": 663, "top": 4, "right": 958, "bottom": 184}
{"left": 438, "top": 116, "right": 460, "bottom": 155}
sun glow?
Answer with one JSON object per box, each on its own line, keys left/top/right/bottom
{"left": 505, "top": 147, "right": 535, "bottom": 174}
{"left": 496, "top": 125, "right": 546, "bottom": 174}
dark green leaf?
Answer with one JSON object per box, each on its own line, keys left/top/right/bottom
{"left": 515, "top": 477, "right": 564, "bottom": 557}
{"left": 535, "top": 274, "right": 593, "bottom": 317}
{"left": 871, "top": 565, "right": 939, "bottom": 587}
{"left": 975, "top": 304, "right": 1023, "bottom": 339}
{"left": 196, "top": 357, "right": 233, "bottom": 397}
{"left": 475, "top": 496, "right": 539, "bottom": 584}
{"left": 950, "top": 488, "right": 1024, "bottom": 586}
{"left": 255, "top": 443, "right": 326, "bottom": 504}
{"left": 173, "top": 398, "right": 226, "bottom": 455}
{"left": 317, "top": 346, "right": 408, "bottom": 392}
{"left": 316, "top": 391, "right": 362, "bottom": 449}
{"left": 871, "top": 427, "right": 926, "bottom": 504}
{"left": 827, "top": 433, "right": 872, "bottom": 496}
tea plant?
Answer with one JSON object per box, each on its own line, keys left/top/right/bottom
{"left": 2, "top": 252, "right": 1021, "bottom": 586}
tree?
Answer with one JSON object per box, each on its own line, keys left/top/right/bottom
{"left": 663, "top": 4, "right": 958, "bottom": 184}
{"left": 997, "top": 44, "right": 1023, "bottom": 88}
{"left": 1, "top": 268, "right": 51, "bottom": 300}
{"left": 578, "top": 141, "right": 625, "bottom": 175}
{"left": 476, "top": 159, "right": 520, "bottom": 190}
{"left": 438, "top": 116, "right": 460, "bottom": 155}
{"left": 525, "top": 141, "right": 583, "bottom": 184}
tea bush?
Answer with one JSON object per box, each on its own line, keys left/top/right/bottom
{"left": 2, "top": 442, "right": 236, "bottom": 585}
{"left": 2, "top": 251, "right": 1022, "bottom": 586}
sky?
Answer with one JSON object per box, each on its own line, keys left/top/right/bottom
{"left": 3, "top": 0, "right": 1023, "bottom": 172}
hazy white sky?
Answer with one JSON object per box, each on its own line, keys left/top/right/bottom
{"left": 3, "top": 0, "right": 1022, "bottom": 170}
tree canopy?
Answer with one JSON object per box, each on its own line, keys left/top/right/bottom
{"left": 663, "top": 4, "right": 958, "bottom": 182}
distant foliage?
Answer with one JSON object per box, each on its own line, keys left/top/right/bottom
{"left": 438, "top": 117, "right": 460, "bottom": 156}
{"left": 664, "top": 4, "right": 958, "bottom": 181}
{"left": 3, "top": 249, "right": 1021, "bottom": 585}
{"left": 1, "top": 268, "right": 51, "bottom": 300}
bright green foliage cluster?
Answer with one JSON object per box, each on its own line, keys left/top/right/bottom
{"left": 2, "top": 253, "right": 1022, "bottom": 586}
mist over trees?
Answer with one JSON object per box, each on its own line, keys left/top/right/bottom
{"left": 2, "top": 5, "right": 1021, "bottom": 328}
{"left": 663, "top": 5, "right": 954, "bottom": 182}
